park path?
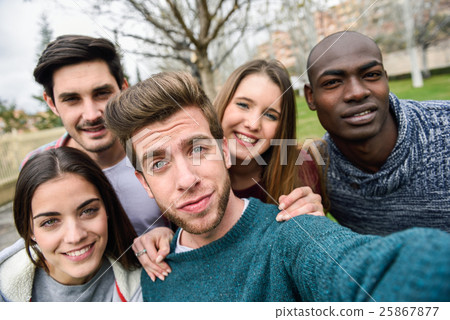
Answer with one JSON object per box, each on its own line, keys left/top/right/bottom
{"left": 0, "top": 202, "right": 20, "bottom": 251}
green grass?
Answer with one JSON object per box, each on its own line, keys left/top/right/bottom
{"left": 296, "top": 98, "right": 326, "bottom": 141}
{"left": 388, "top": 73, "right": 450, "bottom": 101}
{"left": 295, "top": 73, "right": 450, "bottom": 140}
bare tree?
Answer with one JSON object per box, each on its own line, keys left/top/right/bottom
{"left": 403, "top": 0, "right": 424, "bottom": 88}
{"left": 91, "top": 0, "right": 253, "bottom": 99}
{"left": 414, "top": 0, "right": 450, "bottom": 78}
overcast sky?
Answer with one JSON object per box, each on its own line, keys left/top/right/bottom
{"left": 0, "top": 0, "right": 141, "bottom": 114}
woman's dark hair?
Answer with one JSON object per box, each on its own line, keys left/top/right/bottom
{"left": 14, "top": 147, "right": 139, "bottom": 271}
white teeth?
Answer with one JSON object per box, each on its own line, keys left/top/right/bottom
{"left": 66, "top": 245, "right": 91, "bottom": 257}
{"left": 353, "top": 110, "right": 371, "bottom": 117}
{"left": 236, "top": 133, "right": 257, "bottom": 144}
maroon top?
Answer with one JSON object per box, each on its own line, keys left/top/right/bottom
{"left": 232, "top": 152, "right": 321, "bottom": 202}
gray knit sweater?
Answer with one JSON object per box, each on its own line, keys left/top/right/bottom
{"left": 325, "top": 93, "right": 450, "bottom": 235}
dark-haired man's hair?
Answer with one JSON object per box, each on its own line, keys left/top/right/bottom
{"left": 33, "top": 35, "right": 124, "bottom": 101}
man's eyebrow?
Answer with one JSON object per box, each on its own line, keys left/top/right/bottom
{"left": 317, "top": 60, "right": 382, "bottom": 79}
{"left": 188, "top": 135, "right": 215, "bottom": 146}
{"left": 318, "top": 69, "right": 345, "bottom": 78}
{"left": 92, "top": 84, "right": 115, "bottom": 92}
{"left": 142, "top": 148, "right": 166, "bottom": 162}
{"left": 58, "top": 92, "right": 79, "bottom": 100}
{"left": 142, "top": 134, "right": 214, "bottom": 162}
{"left": 57, "top": 84, "right": 115, "bottom": 100}
{"left": 358, "top": 60, "right": 382, "bottom": 72}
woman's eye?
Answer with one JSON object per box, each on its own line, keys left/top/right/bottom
{"left": 41, "top": 218, "right": 58, "bottom": 228}
{"left": 81, "top": 207, "right": 99, "bottom": 216}
{"left": 263, "top": 113, "right": 278, "bottom": 121}
{"left": 236, "top": 102, "right": 249, "bottom": 109}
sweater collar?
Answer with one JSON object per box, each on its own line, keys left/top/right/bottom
{"left": 168, "top": 198, "right": 260, "bottom": 260}
{"left": 327, "top": 93, "right": 421, "bottom": 195}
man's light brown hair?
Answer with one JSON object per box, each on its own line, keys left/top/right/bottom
{"left": 105, "top": 71, "right": 223, "bottom": 170}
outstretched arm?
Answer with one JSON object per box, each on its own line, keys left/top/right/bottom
{"left": 280, "top": 216, "right": 450, "bottom": 301}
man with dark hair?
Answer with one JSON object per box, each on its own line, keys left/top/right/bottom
{"left": 23, "top": 35, "right": 169, "bottom": 236}
{"left": 104, "top": 71, "right": 450, "bottom": 302}
{"left": 304, "top": 31, "right": 450, "bottom": 235}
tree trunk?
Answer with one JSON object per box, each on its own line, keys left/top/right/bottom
{"left": 403, "top": 0, "right": 424, "bottom": 88}
{"left": 197, "top": 55, "right": 216, "bottom": 100}
{"left": 421, "top": 45, "right": 431, "bottom": 78}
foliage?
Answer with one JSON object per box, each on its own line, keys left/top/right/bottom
{"left": 0, "top": 100, "right": 28, "bottom": 133}
{"left": 36, "top": 12, "right": 53, "bottom": 57}
{"left": 30, "top": 12, "right": 61, "bottom": 130}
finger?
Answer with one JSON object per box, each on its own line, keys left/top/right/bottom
{"left": 132, "top": 236, "right": 144, "bottom": 254}
{"left": 277, "top": 202, "right": 324, "bottom": 221}
{"left": 142, "top": 237, "right": 172, "bottom": 273}
{"left": 282, "top": 192, "right": 322, "bottom": 214}
{"left": 139, "top": 253, "right": 168, "bottom": 281}
{"left": 155, "top": 238, "right": 171, "bottom": 263}
{"left": 278, "top": 187, "right": 312, "bottom": 210}
{"left": 137, "top": 250, "right": 167, "bottom": 274}
{"left": 143, "top": 266, "right": 164, "bottom": 282}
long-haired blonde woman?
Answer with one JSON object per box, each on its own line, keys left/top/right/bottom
{"left": 214, "top": 59, "right": 326, "bottom": 209}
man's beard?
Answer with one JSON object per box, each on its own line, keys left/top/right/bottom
{"left": 83, "top": 136, "right": 117, "bottom": 153}
{"left": 75, "top": 118, "right": 117, "bottom": 153}
{"left": 158, "top": 176, "right": 231, "bottom": 235}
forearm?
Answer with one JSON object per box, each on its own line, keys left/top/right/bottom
{"left": 281, "top": 216, "right": 450, "bottom": 301}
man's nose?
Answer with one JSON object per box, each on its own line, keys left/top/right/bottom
{"left": 175, "top": 157, "right": 200, "bottom": 192}
{"left": 343, "top": 77, "right": 370, "bottom": 102}
{"left": 83, "top": 100, "right": 103, "bottom": 122}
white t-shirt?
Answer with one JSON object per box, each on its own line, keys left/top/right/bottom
{"left": 103, "top": 156, "right": 170, "bottom": 236}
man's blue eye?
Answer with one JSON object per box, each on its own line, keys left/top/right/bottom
{"left": 153, "top": 161, "right": 167, "bottom": 170}
{"left": 193, "top": 146, "right": 204, "bottom": 153}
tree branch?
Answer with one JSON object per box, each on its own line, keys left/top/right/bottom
{"left": 212, "top": 0, "right": 226, "bottom": 18}
{"left": 198, "top": 0, "right": 212, "bottom": 40}
{"left": 126, "top": 0, "right": 181, "bottom": 44}
{"left": 121, "top": 32, "right": 193, "bottom": 52}
{"left": 165, "top": 0, "right": 201, "bottom": 48}
{"left": 212, "top": 3, "right": 251, "bottom": 71}
{"left": 206, "top": 0, "right": 245, "bottom": 45}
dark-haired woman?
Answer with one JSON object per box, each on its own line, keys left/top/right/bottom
{"left": 0, "top": 147, "right": 141, "bottom": 301}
